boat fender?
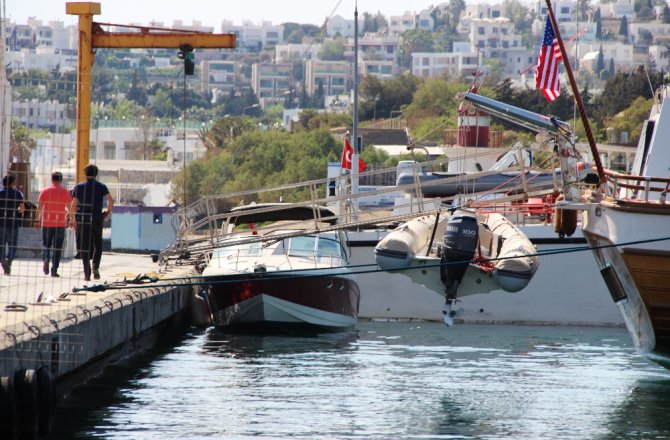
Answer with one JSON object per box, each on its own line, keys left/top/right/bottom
{"left": 36, "top": 366, "right": 56, "bottom": 437}
{"left": 14, "top": 368, "right": 40, "bottom": 440}
{"left": 553, "top": 194, "right": 577, "bottom": 238}
{"left": 190, "top": 288, "right": 213, "bottom": 327}
{"left": 440, "top": 214, "right": 479, "bottom": 300}
{"left": 0, "top": 375, "right": 18, "bottom": 440}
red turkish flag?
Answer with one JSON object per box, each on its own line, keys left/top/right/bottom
{"left": 341, "top": 138, "right": 367, "bottom": 172}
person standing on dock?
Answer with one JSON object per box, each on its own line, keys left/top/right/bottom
{"left": 70, "top": 164, "right": 114, "bottom": 281}
{"left": 35, "top": 172, "right": 73, "bottom": 277}
{"left": 0, "top": 174, "right": 25, "bottom": 275}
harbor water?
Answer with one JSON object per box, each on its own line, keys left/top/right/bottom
{"left": 53, "top": 321, "right": 670, "bottom": 439}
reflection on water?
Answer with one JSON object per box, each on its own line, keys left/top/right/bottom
{"left": 53, "top": 322, "right": 670, "bottom": 439}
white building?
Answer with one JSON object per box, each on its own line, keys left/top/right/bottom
{"left": 602, "top": 0, "right": 636, "bottom": 19}
{"left": 200, "top": 60, "right": 240, "bottom": 94}
{"left": 305, "top": 60, "right": 349, "bottom": 96}
{"left": 251, "top": 62, "right": 292, "bottom": 105}
{"left": 344, "top": 34, "right": 401, "bottom": 65}
{"left": 8, "top": 46, "right": 79, "bottom": 72}
{"left": 412, "top": 52, "right": 480, "bottom": 78}
{"left": 326, "top": 15, "right": 355, "bottom": 38}
{"left": 469, "top": 18, "right": 523, "bottom": 56}
{"left": 575, "top": 41, "right": 645, "bottom": 72}
{"left": 275, "top": 43, "right": 321, "bottom": 63}
{"left": 221, "top": 20, "right": 284, "bottom": 51}
{"left": 12, "top": 100, "right": 72, "bottom": 132}
{"left": 537, "top": 0, "right": 577, "bottom": 22}
{"left": 388, "top": 11, "right": 418, "bottom": 35}
{"left": 360, "top": 59, "right": 397, "bottom": 80}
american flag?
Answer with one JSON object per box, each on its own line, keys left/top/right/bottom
{"left": 535, "top": 16, "right": 563, "bottom": 102}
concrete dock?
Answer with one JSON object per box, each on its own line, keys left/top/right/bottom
{"left": 0, "top": 252, "right": 197, "bottom": 438}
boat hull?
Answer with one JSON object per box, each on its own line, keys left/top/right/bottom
{"left": 204, "top": 273, "right": 360, "bottom": 334}
{"left": 349, "top": 225, "right": 621, "bottom": 326}
{"left": 582, "top": 201, "right": 670, "bottom": 363}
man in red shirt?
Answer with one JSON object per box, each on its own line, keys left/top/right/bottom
{"left": 36, "top": 172, "right": 73, "bottom": 277}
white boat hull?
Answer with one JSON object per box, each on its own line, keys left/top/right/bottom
{"left": 351, "top": 224, "right": 622, "bottom": 325}
{"left": 215, "top": 293, "right": 358, "bottom": 330}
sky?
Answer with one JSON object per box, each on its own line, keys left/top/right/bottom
{"left": 9, "top": 0, "right": 443, "bottom": 27}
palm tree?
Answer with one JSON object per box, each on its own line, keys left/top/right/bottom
{"left": 10, "top": 122, "right": 36, "bottom": 163}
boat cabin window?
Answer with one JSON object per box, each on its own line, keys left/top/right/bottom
{"left": 288, "top": 236, "right": 343, "bottom": 258}
{"left": 289, "top": 236, "right": 317, "bottom": 257}
{"left": 212, "top": 241, "right": 262, "bottom": 259}
{"left": 317, "top": 237, "right": 341, "bottom": 258}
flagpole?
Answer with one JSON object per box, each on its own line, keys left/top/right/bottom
{"left": 544, "top": 0, "right": 606, "bottom": 184}
{"left": 351, "top": 2, "right": 360, "bottom": 222}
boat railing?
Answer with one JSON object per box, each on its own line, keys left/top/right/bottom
{"left": 603, "top": 169, "right": 670, "bottom": 202}
{"left": 159, "top": 147, "right": 572, "bottom": 263}
{"left": 211, "top": 245, "right": 345, "bottom": 271}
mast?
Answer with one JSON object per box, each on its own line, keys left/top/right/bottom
{"left": 0, "top": 0, "right": 8, "bottom": 177}
{"left": 351, "top": 2, "right": 359, "bottom": 221}
{"left": 544, "top": 0, "right": 606, "bottom": 185}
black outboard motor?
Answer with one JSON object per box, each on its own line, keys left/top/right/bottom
{"left": 440, "top": 214, "right": 479, "bottom": 314}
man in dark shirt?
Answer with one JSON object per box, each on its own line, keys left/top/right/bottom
{"left": 71, "top": 164, "right": 114, "bottom": 281}
{"left": 0, "top": 174, "right": 25, "bottom": 275}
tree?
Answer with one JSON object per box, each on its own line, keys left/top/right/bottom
{"left": 198, "top": 116, "right": 258, "bottom": 154}
{"left": 503, "top": 0, "right": 533, "bottom": 33}
{"left": 596, "top": 46, "right": 605, "bottom": 73}
{"left": 312, "top": 79, "right": 325, "bottom": 109}
{"left": 594, "top": 8, "right": 602, "bottom": 40}
{"left": 638, "top": 28, "right": 653, "bottom": 46}
{"left": 363, "top": 11, "right": 388, "bottom": 33}
{"left": 318, "top": 38, "right": 345, "bottom": 61}
{"left": 134, "top": 109, "right": 164, "bottom": 160}
{"left": 399, "top": 29, "right": 434, "bottom": 69}
{"left": 127, "top": 69, "right": 148, "bottom": 106}
{"left": 10, "top": 122, "right": 37, "bottom": 163}
{"left": 619, "top": 15, "right": 629, "bottom": 38}
{"left": 662, "top": 5, "right": 670, "bottom": 23}
{"left": 592, "top": 70, "right": 665, "bottom": 121}
{"left": 576, "top": 0, "right": 593, "bottom": 20}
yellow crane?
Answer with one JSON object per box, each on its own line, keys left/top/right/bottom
{"left": 66, "top": 2, "right": 236, "bottom": 182}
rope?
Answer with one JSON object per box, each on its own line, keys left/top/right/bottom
{"left": 71, "top": 235, "right": 670, "bottom": 292}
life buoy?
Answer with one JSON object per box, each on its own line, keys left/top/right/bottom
{"left": 14, "top": 368, "right": 40, "bottom": 440}
{"left": 36, "top": 366, "right": 56, "bottom": 437}
{"left": 0, "top": 375, "right": 18, "bottom": 440}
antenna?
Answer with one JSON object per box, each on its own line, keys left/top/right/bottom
{"left": 641, "top": 64, "right": 659, "bottom": 105}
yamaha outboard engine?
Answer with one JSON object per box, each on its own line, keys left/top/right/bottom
{"left": 439, "top": 213, "right": 479, "bottom": 326}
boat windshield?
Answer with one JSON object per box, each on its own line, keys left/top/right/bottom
{"left": 289, "top": 236, "right": 342, "bottom": 258}
{"left": 212, "top": 241, "right": 262, "bottom": 259}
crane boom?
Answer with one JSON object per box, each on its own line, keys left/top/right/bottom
{"left": 66, "top": 2, "right": 236, "bottom": 182}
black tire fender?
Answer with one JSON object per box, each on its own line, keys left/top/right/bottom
{"left": 36, "top": 366, "right": 56, "bottom": 437}
{"left": 14, "top": 368, "right": 39, "bottom": 440}
{"left": 0, "top": 375, "right": 18, "bottom": 439}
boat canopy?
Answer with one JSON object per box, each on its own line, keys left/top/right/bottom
{"left": 228, "top": 203, "right": 339, "bottom": 225}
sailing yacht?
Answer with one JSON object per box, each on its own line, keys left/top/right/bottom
{"left": 573, "top": 86, "right": 670, "bottom": 366}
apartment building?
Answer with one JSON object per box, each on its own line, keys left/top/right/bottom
{"left": 388, "top": 9, "right": 434, "bottom": 35}
{"left": 326, "top": 15, "right": 355, "bottom": 38}
{"left": 305, "top": 60, "right": 349, "bottom": 96}
{"left": 12, "top": 100, "right": 72, "bottom": 132}
{"left": 275, "top": 43, "right": 321, "bottom": 63}
{"left": 360, "top": 59, "right": 396, "bottom": 80}
{"left": 343, "top": 34, "right": 401, "bottom": 65}
{"left": 469, "top": 18, "right": 523, "bottom": 57}
{"left": 200, "top": 60, "right": 240, "bottom": 94}
{"left": 221, "top": 20, "right": 284, "bottom": 51}
{"left": 251, "top": 63, "right": 292, "bottom": 105}
{"left": 411, "top": 52, "right": 480, "bottom": 78}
